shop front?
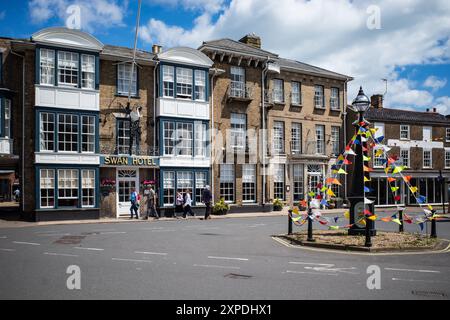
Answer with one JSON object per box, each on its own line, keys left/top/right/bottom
{"left": 99, "top": 155, "right": 159, "bottom": 218}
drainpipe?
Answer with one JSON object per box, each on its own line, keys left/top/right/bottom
{"left": 153, "top": 60, "right": 160, "bottom": 191}
{"left": 343, "top": 78, "right": 348, "bottom": 200}
{"left": 11, "top": 50, "right": 25, "bottom": 213}
{"left": 262, "top": 58, "right": 269, "bottom": 206}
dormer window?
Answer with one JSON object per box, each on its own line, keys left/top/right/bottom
{"left": 58, "top": 51, "right": 79, "bottom": 87}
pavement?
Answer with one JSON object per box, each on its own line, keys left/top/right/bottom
{"left": 0, "top": 212, "right": 449, "bottom": 300}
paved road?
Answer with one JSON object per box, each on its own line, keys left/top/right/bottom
{"left": 0, "top": 214, "right": 449, "bottom": 300}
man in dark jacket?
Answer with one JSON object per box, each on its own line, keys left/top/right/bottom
{"left": 202, "top": 185, "right": 212, "bottom": 220}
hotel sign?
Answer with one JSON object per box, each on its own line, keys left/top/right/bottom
{"left": 100, "top": 156, "right": 159, "bottom": 167}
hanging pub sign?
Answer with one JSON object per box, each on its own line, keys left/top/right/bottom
{"left": 100, "top": 155, "right": 159, "bottom": 167}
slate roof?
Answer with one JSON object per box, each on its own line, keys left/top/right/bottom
{"left": 200, "top": 38, "right": 278, "bottom": 59}
{"left": 101, "top": 45, "right": 155, "bottom": 62}
{"left": 278, "top": 58, "right": 352, "bottom": 80}
{"left": 365, "top": 107, "right": 450, "bottom": 125}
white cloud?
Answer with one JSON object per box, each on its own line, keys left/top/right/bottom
{"left": 28, "top": 0, "right": 128, "bottom": 33}
{"left": 147, "top": 0, "right": 225, "bottom": 14}
{"left": 434, "top": 96, "right": 450, "bottom": 115}
{"left": 140, "top": 0, "right": 450, "bottom": 111}
{"left": 424, "top": 75, "right": 447, "bottom": 91}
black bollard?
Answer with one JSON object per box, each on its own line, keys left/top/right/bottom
{"left": 288, "top": 210, "right": 293, "bottom": 235}
{"left": 430, "top": 210, "right": 437, "bottom": 238}
{"left": 398, "top": 209, "right": 404, "bottom": 233}
{"left": 365, "top": 216, "right": 372, "bottom": 247}
{"left": 307, "top": 206, "right": 314, "bottom": 242}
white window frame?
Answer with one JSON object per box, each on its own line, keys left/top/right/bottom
{"left": 195, "top": 171, "right": 207, "bottom": 205}
{"left": 40, "top": 48, "right": 55, "bottom": 85}
{"left": 176, "top": 122, "right": 193, "bottom": 156}
{"left": 58, "top": 51, "right": 79, "bottom": 87}
{"left": 58, "top": 169, "right": 79, "bottom": 207}
{"left": 273, "top": 121, "right": 285, "bottom": 154}
{"left": 81, "top": 115, "right": 95, "bottom": 153}
{"left": 177, "top": 171, "right": 193, "bottom": 192}
{"left": 163, "top": 121, "right": 175, "bottom": 156}
{"left": 194, "top": 122, "right": 207, "bottom": 157}
{"left": 117, "top": 119, "right": 130, "bottom": 155}
{"left": 423, "top": 126, "right": 432, "bottom": 141}
{"left": 242, "top": 164, "right": 256, "bottom": 203}
{"left": 194, "top": 70, "right": 206, "bottom": 101}
{"left": 220, "top": 164, "right": 235, "bottom": 203}
{"left": 81, "top": 54, "right": 95, "bottom": 90}
{"left": 423, "top": 149, "right": 432, "bottom": 168}
{"left": 176, "top": 67, "right": 193, "bottom": 99}
{"left": 3, "top": 98, "right": 11, "bottom": 138}
{"left": 330, "top": 87, "right": 339, "bottom": 110}
{"left": 273, "top": 164, "right": 285, "bottom": 200}
{"left": 291, "top": 81, "right": 301, "bottom": 105}
{"left": 314, "top": 85, "right": 325, "bottom": 109}
{"left": 230, "top": 113, "right": 246, "bottom": 150}
{"left": 445, "top": 150, "right": 450, "bottom": 169}
{"left": 273, "top": 79, "right": 284, "bottom": 103}
{"left": 446, "top": 128, "right": 450, "bottom": 142}
{"left": 315, "top": 124, "right": 325, "bottom": 154}
{"left": 400, "top": 124, "right": 410, "bottom": 140}
{"left": 163, "top": 65, "right": 174, "bottom": 97}
{"left": 81, "top": 169, "right": 95, "bottom": 207}
{"left": 163, "top": 171, "right": 175, "bottom": 206}
{"left": 58, "top": 114, "right": 78, "bottom": 152}
{"left": 291, "top": 122, "right": 301, "bottom": 154}
{"left": 40, "top": 169, "right": 55, "bottom": 209}
{"left": 39, "top": 112, "right": 55, "bottom": 152}
{"left": 293, "top": 164, "right": 304, "bottom": 201}
{"left": 331, "top": 126, "right": 340, "bottom": 155}
{"left": 230, "top": 66, "right": 245, "bottom": 98}
{"left": 373, "top": 147, "right": 384, "bottom": 168}
{"left": 400, "top": 149, "right": 410, "bottom": 168}
{"left": 117, "top": 63, "right": 137, "bottom": 96}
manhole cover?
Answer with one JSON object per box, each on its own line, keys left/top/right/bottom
{"left": 224, "top": 273, "right": 252, "bottom": 279}
{"left": 54, "top": 235, "right": 86, "bottom": 245}
{"left": 411, "top": 290, "right": 448, "bottom": 298}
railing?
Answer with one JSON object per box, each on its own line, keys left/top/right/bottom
{"left": 0, "top": 138, "right": 13, "bottom": 155}
{"left": 99, "top": 142, "right": 159, "bottom": 156}
{"left": 264, "top": 90, "right": 284, "bottom": 105}
{"left": 228, "top": 82, "right": 253, "bottom": 100}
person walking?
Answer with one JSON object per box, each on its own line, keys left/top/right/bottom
{"left": 145, "top": 186, "right": 159, "bottom": 220}
{"left": 175, "top": 190, "right": 183, "bottom": 218}
{"left": 13, "top": 188, "right": 20, "bottom": 202}
{"left": 183, "top": 189, "right": 194, "bottom": 218}
{"left": 202, "top": 185, "right": 212, "bottom": 220}
{"left": 129, "top": 188, "right": 139, "bottom": 219}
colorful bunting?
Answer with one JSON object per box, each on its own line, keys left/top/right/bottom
{"left": 403, "top": 176, "right": 412, "bottom": 183}
{"left": 387, "top": 177, "right": 396, "bottom": 183}
{"left": 344, "top": 211, "right": 350, "bottom": 219}
{"left": 409, "top": 186, "right": 418, "bottom": 193}
{"left": 363, "top": 166, "right": 373, "bottom": 172}
{"left": 327, "top": 188, "right": 336, "bottom": 197}
{"left": 391, "top": 218, "right": 402, "bottom": 225}
{"left": 337, "top": 168, "right": 348, "bottom": 175}
{"left": 364, "top": 197, "right": 374, "bottom": 204}
{"left": 393, "top": 165, "right": 406, "bottom": 174}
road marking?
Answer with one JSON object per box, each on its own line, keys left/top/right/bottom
{"left": 37, "top": 233, "right": 71, "bottom": 237}
{"left": 151, "top": 229, "right": 175, "bottom": 232}
{"left": 289, "top": 261, "right": 335, "bottom": 267}
{"left": 249, "top": 224, "right": 266, "bottom": 228}
{"left": 392, "top": 278, "right": 450, "bottom": 284}
{"left": 91, "top": 229, "right": 116, "bottom": 232}
{"left": 304, "top": 266, "right": 359, "bottom": 274}
{"left": 140, "top": 227, "right": 164, "bottom": 230}
{"left": 208, "top": 256, "right": 249, "bottom": 261}
{"left": 98, "top": 231, "right": 126, "bottom": 235}
{"left": 193, "top": 264, "right": 241, "bottom": 270}
{"left": 385, "top": 268, "right": 440, "bottom": 273}
{"left": 0, "top": 248, "right": 15, "bottom": 252}
{"left": 134, "top": 251, "right": 168, "bottom": 256}
{"left": 13, "top": 241, "right": 40, "bottom": 246}
{"left": 0, "top": 236, "right": 7, "bottom": 239}
{"left": 44, "top": 252, "right": 78, "bottom": 257}
{"left": 73, "top": 247, "right": 104, "bottom": 251}
{"left": 286, "top": 270, "right": 338, "bottom": 276}
{"left": 112, "top": 258, "right": 152, "bottom": 263}
{"left": 35, "top": 231, "right": 58, "bottom": 234}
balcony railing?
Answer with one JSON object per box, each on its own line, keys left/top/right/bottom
{"left": 0, "top": 138, "right": 13, "bottom": 155}
{"left": 228, "top": 82, "right": 253, "bottom": 101}
{"left": 99, "top": 142, "right": 159, "bottom": 156}
{"left": 264, "top": 90, "right": 285, "bottom": 105}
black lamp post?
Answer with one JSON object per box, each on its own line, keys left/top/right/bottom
{"left": 348, "top": 87, "right": 376, "bottom": 244}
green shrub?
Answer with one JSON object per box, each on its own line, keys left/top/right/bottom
{"left": 212, "top": 198, "right": 230, "bottom": 215}
{"left": 273, "top": 198, "right": 284, "bottom": 211}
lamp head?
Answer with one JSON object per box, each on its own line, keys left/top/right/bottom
{"left": 352, "top": 86, "right": 370, "bottom": 112}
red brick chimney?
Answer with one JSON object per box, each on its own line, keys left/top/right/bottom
{"left": 239, "top": 33, "right": 261, "bottom": 49}
{"left": 371, "top": 94, "right": 383, "bottom": 109}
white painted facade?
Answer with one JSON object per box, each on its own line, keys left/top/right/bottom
{"left": 0, "top": 138, "right": 12, "bottom": 154}
{"left": 35, "top": 85, "right": 100, "bottom": 112}
{"left": 35, "top": 153, "right": 100, "bottom": 165}
{"left": 157, "top": 97, "right": 209, "bottom": 120}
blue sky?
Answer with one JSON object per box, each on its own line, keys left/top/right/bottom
{"left": 0, "top": 0, "right": 449, "bottom": 113}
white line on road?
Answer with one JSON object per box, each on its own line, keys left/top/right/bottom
{"left": 0, "top": 248, "right": 15, "bottom": 252}
{"left": 134, "top": 251, "right": 168, "bottom": 256}
{"left": 13, "top": 241, "right": 40, "bottom": 246}
{"left": 289, "top": 261, "right": 335, "bottom": 267}
{"left": 304, "top": 266, "right": 359, "bottom": 274}
{"left": 208, "top": 256, "right": 249, "bottom": 261}
{"left": 98, "top": 231, "right": 126, "bottom": 235}
{"left": 392, "top": 278, "right": 450, "bottom": 284}
{"left": 91, "top": 229, "right": 116, "bottom": 232}
{"left": 285, "top": 270, "right": 338, "bottom": 276}
{"left": 73, "top": 247, "right": 104, "bottom": 251}
{"left": 140, "top": 227, "right": 164, "bottom": 230}
{"left": 112, "top": 258, "right": 152, "bottom": 263}
{"left": 385, "top": 268, "right": 440, "bottom": 273}
{"left": 44, "top": 252, "right": 79, "bottom": 257}
{"left": 37, "top": 233, "right": 71, "bottom": 237}
{"left": 34, "top": 231, "right": 58, "bottom": 234}
{"left": 0, "top": 236, "right": 7, "bottom": 239}
{"left": 193, "top": 264, "right": 241, "bottom": 270}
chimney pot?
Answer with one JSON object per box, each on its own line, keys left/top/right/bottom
{"left": 152, "top": 44, "right": 162, "bottom": 55}
{"left": 370, "top": 94, "right": 383, "bottom": 109}
{"left": 238, "top": 33, "right": 261, "bottom": 49}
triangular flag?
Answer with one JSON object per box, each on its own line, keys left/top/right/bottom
{"left": 332, "top": 178, "right": 342, "bottom": 186}
{"left": 334, "top": 216, "right": 339, "bottom": 223}
{"left": 394, "top": 195, "right": 401, "bottom": 201}
{"left": 375, "top": 149, "right": 384, "bottom": 157}
{"left": 326, "top": 178, "right": 334, "bottom": 184}
{"left": 345, "top": 148, "right": 356, "bottom": 156}
{"left": 370, "top": 128, "right": 378, "bottom": 134}
{"left": 353, "top": 139, "right": 361, "bottom": 145}
{"left": 364, "top": 197, "right": 374, "bottom": 204}
{"left": 393, "top": 166, "right": 406, "bottom": 174}
{"left": 368, "top": 214, "right": 377, "bottom": 221}
{"left": 403, "top": 176, "right": 412, "bottom": 183}
{"left": 320, "top": 186, "right": 328, "bottom": 192}
{"left": 344, "top": 158, "right": 352, "bottom": 165}
{"left": 381, "top": 217, "right": 391, "bottom": 222}
{"left": 329, "top": 225, "right": 339, "bottom": 230}
{"left": 308, "top": 191, "right": 315, "bottom": 197}
{"left": 384, "top": 167, "right": 391, "bottom": 174}
{"left": 318, "top": 220, "right": 328, "bottom": 225}
{"left": 338, "top": 168, "right": 347, "bottom": 175}
{"left": 362, "top": 146, "right": 368, "bottom": 152}
{"left": 337, "top": 154, "right": 345, "bottom": 161}
{"left": 363, "top": 166, "right": 373, "bottom": 172}
{"left": 364, "top": 186, "right": 374, "bottom": 193}
{"left": 320, "top": 199, "right": 328, "bottom": 206}
{"left": 344, "top": 211, "right": 350, "bottom": 219}
{"left": 363, "top": 155, "right": 371, "bottom": 161}
{"left": 391, "top": 186, "right": 399, "bottom": 192}
{"left": 327, "top": 188, "right": 336, "bottom": 197}
{"left": 387, "top": 177, "right": 396, "bottom": 183}
{"left": 361, "top": 136, "right": 367, "bottom": 142}
{"left": 428, "top": 204, "right": 434, "bottom": 211}
{"left": 364, "top": 176, "right": 371, "bottom": 182}
{"left": 409, "top": 186, "right": 418, "bottom": 193}
{"left": 392, "top": 218, "right": 402, "bottom": 225}
{"left": 418, "top": 222, "right": 424, "bottom": 231}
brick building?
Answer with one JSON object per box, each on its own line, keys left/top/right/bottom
{"left": 346, "top": 95, "right": 450, "bottom": 207}
{"left": 199, "top": 34, "right": 352, "bottom": 210}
